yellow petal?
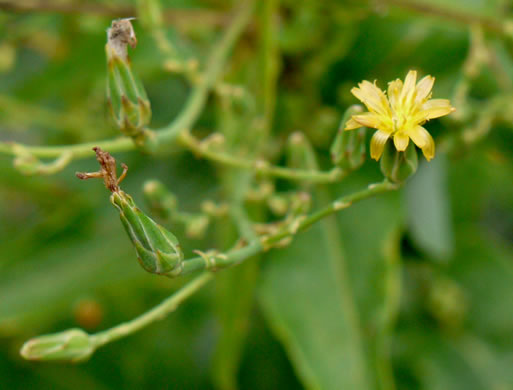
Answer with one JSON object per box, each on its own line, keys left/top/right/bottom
{"left": 415, "top": 75, "right": 435, "bottom": 104}
{"left": 351, "top": 81, "right": 390, "bottom": 116}
{"left": 421, "top": 99, "right": 455, "bottom": 120}
{"left": 345, "top": 117, "right": 362, "bottom": 130}
{"left": 400, "top": 70, "right": 417, "bottom": 103}
{"left": 411, "top": 126, "right": 435, "bottom": 160}
{"left": 349, "top": 112, "right": 382, "bottom": 129}
{"left": 408, "top": 125, "right": 428, "bottom": 148}
{"left": 388, "top": 79, "right": 403, "bottom": 112}
{"left": 393, "top": 132, "right": 409, "bottom": 151}
{"left": 370, "top": 130, "right": 390, "bottom": 160}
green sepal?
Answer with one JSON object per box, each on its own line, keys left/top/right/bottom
{"left": 380, "top": 140, "right": 418, "bottom": 183}
{"left": 330, "top": 105, "right": 366, "bottom": 170}
{"left": 111, "top": 191, "right": 184, "bottom": 276}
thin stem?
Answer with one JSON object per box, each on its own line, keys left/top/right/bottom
{"left": 0, "top": 0, "right": 255, "bottom": 162}
{"left": 91, "top": 272, "right": 213, "bottom": 348}
{"left": 0, "top": 0, "right": 228, "bottom": 28}
{"left": 378, "top": 0, "right": 506, "bottom": 34}
{"left": 179, "top": 130, "right": 345, "bottom": 183}
{"left": 181, "top": 180, "right": 399, "bottom": 275}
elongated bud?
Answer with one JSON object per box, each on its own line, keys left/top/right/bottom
{"left": 286, "top": 132, "right": 319, "bottom": 171}
{"left": 331, "top": 105, "right": 366, "bottom": 170}
{"left": 20, "top": 329, "right": 94, "bottom": 362}
{"left": 77, "top": 148, "right": 184, "bottom": 277}
{"left": 106, "top": 19, "right": 155, "bottom": 152}
{"left": 143, "top": 179, "right": 178, "bottom": 220}
{"left": 111, "top": 190, "right": 184, "bottom": 276}
{"left": 380, "top": 140, "right": 418, "bottom": 183}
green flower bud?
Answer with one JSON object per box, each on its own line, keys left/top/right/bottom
{"left": 143, "top": 179, "right": 178, "bottom": 220}
{"left": 111, "top": 190, "right": 184, "bottom": 276}
{"left": 331, "top": 105, "right": 366, "bottom": 170}
{"left": 106, "top": 19, "right": 155, "bottom": 152}
{"left": 20, "top": 328, "right": 94, "bottom": 363}
{"left": 286, "top": 132, "right": 319, "bottom": 171}
{"left": 185, "top": 215, "right": 209, "bottom": 239}
{"left": 380, "top": 140, "right": 418, "bottom": 183}
{"left": 77, "top": 148, "right": 183, "bottom": 277}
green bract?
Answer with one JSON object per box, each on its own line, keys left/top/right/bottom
{"left": 380, "top": 140, "right": 418, "bottom": 183}
{"left": 110, "top": 190, "right": 184, "bottom": 276}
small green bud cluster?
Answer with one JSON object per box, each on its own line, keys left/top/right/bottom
{"left": 144, "top": 179, "right": 214, "bottom": 239}
{"left": 106, "top": 19, "right": 155, "bottom": 152}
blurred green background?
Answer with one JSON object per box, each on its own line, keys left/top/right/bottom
{"left": 1, "top": 0, "right": 513, "bottom": 389}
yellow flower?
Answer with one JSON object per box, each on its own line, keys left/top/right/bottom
{"left": 345, "top": 70, "right": 455, "bottom": 161}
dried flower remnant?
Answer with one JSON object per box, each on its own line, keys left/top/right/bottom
{"left": 107, "top": 18, "right": 137, "bottom": 60}
{"left": 76, "top": 147, "right": 127, "bottom": 192}
{"left": 345, "top": 70, "right": 455, "bottom": 161}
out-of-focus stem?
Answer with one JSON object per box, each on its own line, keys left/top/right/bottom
{"left": 179, "top": 130, "right": 346, "bottom": 183}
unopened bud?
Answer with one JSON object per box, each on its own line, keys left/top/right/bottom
{"left": 380, "top": 140, "right": 418, "bottom": 183}
{"left": 286, "top": 132, "right": 318, "bottom": 171}
{"left": 106, "top": 19, "right": 154, "bottom": 152}
{"left": 111, "top": 190, "right": 184, "bottom": 276}
{"left": 331, "top": 105, "right": 366, "bottom": 170}
{"left": 185, "top": 215, "right": 209, "bottom": 239}
{"left": 143, "top": 179, "right": 178, "bottom": 220}
{"left": 20, "top": 329, "right": 94, "bottom": 363}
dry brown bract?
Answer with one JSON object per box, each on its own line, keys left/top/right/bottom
{"left": 76, "top": 147, "right": 127, "bottom": 192}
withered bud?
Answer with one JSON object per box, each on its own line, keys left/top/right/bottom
{"left": 107, "top": 18, "right": 137, "bottom": 59}
{"left": 76, "top": 147, "right": 127, "bottom": 192}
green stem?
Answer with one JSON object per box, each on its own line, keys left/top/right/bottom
{"left": 181, "top": 180, "right": 398, "bottom": 275}
{"left": 90, "top": 272, "right": 213, "bottom": 348}
{"left": 179, "top": 130, "right": 345, "bottom": 183}
{"left": 379, "top": 0, "right": 507, "bottom": 34}
{"left": 0, "top": 0, "right": 255, "bottom": 162}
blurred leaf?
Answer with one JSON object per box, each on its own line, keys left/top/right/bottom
{"left": 212, "top": 260, "right": 259, "bottom": 390}
{"left": 405, "top": 154, "right": 454, "bottom": 261}
{"left": 258, "top": 217, "right": 372, "bottom": 390}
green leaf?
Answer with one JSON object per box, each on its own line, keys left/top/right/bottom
{"left": 405, "top": 154, "right": 454, "bottom": 261}
{"left": 259, "top": 218, "right": 371, "bottom": 390}
{"left": 212, "top": 260, "right": 260, "bottom": 390}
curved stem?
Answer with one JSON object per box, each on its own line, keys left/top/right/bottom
{"left": 0, "top": 0, "right": 255, "bottom": 162}
{"left": 90, "top": 273, "right": 213, "bottom": 348}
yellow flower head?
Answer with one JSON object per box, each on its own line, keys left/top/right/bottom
{"left": 345, "top": 70, "right": 455, "bottom": 161}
